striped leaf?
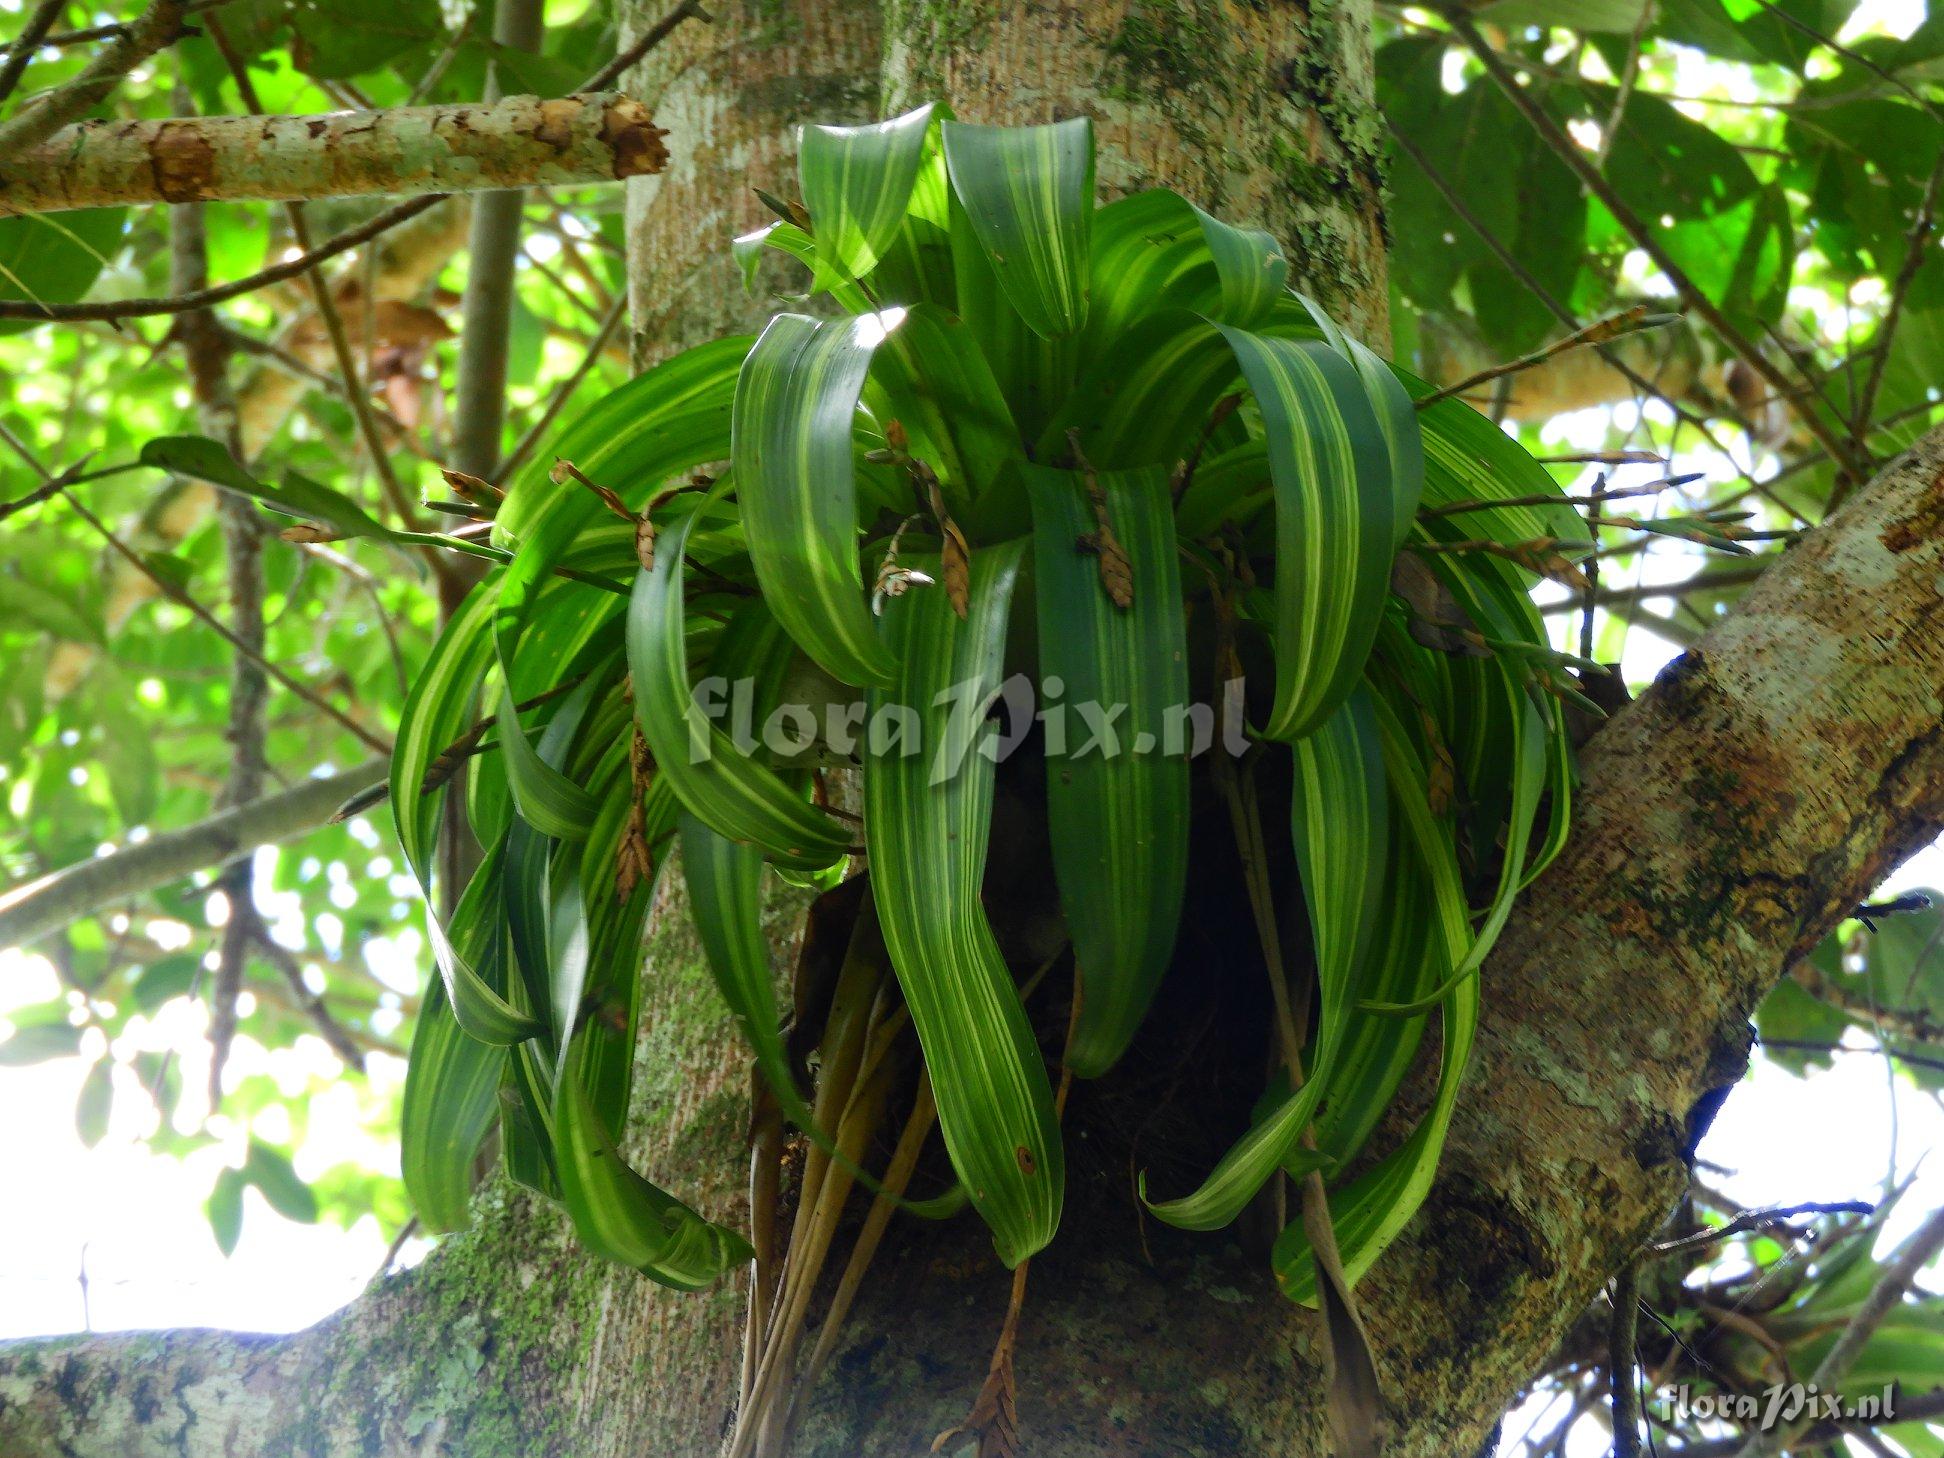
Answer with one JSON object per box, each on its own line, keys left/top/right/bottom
{"left": 1274, "top": 690, "right": 1478, "bottom": 1302}
{"left": 1146, "top": 689, "right": 1387, "bottom": 1230}
{"left": 552, "top": 1035, "right": 754, "bottom": 1291}
{"left": 1086, "top": 190, "right": 1288, "bottom": 348}
{"left": 624, "top": 501, "right": 852, "bottom": 870}
{"left": 865, "top": 541, "right": 1063, "bottom": 1266}
{"left": 1025, "top": 463, "right": 1189, "bottom": 1078}
{"left": 869, "top": 300, "right": 1025, "bottom": 525}
{"left": 1298, "top": 296, "right": 1425, "bottom": 543}
{"left": 799, "top": 104, "right": 935, "bottom": 281}
{"left": 680, "top": 814, "right": 814, "bottom": 1119}
{"left": 399, "top": 841, "right": 515, "bottom": 1230}
{"left": 941, "top": 117, "right": 1094, "bottom": 338}
{"left": 733, "top": 311, "right": 903, "bottom": 688}
{"left": 1222, "top": 328, "right": 1395, "bottom": 742}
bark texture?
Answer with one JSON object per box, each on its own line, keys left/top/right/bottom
{"left": 0, "top": 93, "right": 667, "bottom": 215}
{"left": 6, "top": 3, "right": 1944, "bottom": 1456}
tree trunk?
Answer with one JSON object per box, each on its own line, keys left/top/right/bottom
{"left": 5, "top": 5, "right": 1943, "bottom": 1456}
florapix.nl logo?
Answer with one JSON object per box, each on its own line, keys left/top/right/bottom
{"left": 686, "top": 673, "right": 1254, "bottom": 784}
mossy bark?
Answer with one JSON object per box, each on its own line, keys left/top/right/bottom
{"left": 8, "top": 5, "right": 1944, "bottom": 1457}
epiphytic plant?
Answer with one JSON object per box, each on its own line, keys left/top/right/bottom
{"left": 366, "top": 104, "right": 1584, "bottom": 1422}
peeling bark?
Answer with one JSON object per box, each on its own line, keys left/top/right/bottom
{"left": 0, "top": 93, "right": 668, "bottom": 216}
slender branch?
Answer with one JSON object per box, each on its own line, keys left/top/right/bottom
{"left": 494, "top": 292, "right": 626, "bottom": 485}
{"left": 580, "top": 0, "right": 710, "bottom": 91}
{"left": 1384, "top": 110, "right": 1743, "bottom": 468}
{"left": 0, "top": 0, "right": 69, "bottom": 106}
{"left": 448, "top": 0, "right": 545, "bottom": 483}
{"left": 0, "top": 0, "right": 224, "bottom": 55}
{"left": 0, "top": 194, "right": 444, "bottom": 322}
{"left": 0, "top": 761, "right": 387, "bottom": 948}
{"left": 0, "top": 0, "right": 190, "bottom": 157}
{"left": 62, "top": 488, "right": 389, "bottom": 753}
{"left": 1608, "top": 1262, "right": 1641, "bottom": 1458}
{"left": 0, "top": 92, "right": 668, "bottom": 217}
{"left": 1439, "top": 11, "right": 1870, "bottom": 484}
{"left": 1850, "top": 151, "right": 1944, "bottom": 453}
{"left": 1417, "top": 307, "right": 1679, "bottom": 409}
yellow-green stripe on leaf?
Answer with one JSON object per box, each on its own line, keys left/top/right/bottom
{"left": 1025, "top": 463, "right": 1189, "bottom": 1078}
{"left": 942, "top": 117, "right": 1094, "bottom": 338}
{"left": 733, "top": 311, "right": 904, "bottom": 688}
{"left": 865, "top": 541, "right": 1063, "bottom": 1266}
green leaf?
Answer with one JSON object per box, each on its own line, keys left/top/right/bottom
{"left": 0, "top": 209, "right": 126, "bottom": 336}
{"left": 732, "top": 311, "right": 901, "bottom": 688}
{"left": 75, "top": 1057, "right": 113, "bottom": 1148}
{"left": 1223, "top": 328, "right": 1396, "bottom": 742}
{"left": 1025, "top": 463, "right": 1189, "bottom": 1078}
{"left": 244, "top": 1140, "right": 318, "bottom": 1223}
{"left": 799, "top": 105, "right": 935, "bottom": 281}
{"left": 1274, "top": 691, "right": 1479, "bottom": 1303}
{"left": 869, "top": 301, "right": 1026, "bottom": 529}
{"left": 207, "top": 1166, "right": 245, "bottom": 1256}
{"left": 400, "top": 976, "right": 503, "bottom": 1233}
{"left": 1147, "top": 689, "right": 1387, "bottom": 1230}
{"left": 551, "top": 1035, "right": 754, "bottom": 1290}
{"left": 130, "top": 955, "right": 201, "bottom": 1013}
{"left": 497, "top": 691, "right": 602, "bottom": 842}
{"left": 624, "top": 502, "right": 852, "bottom": 870}
{"left": 681, "top": 814, "right": 816, "bottom": 1115}
{"left": 288, "top": 0, "right": 440, "bottom": 77}
{"left": 138, "top": 436, "right": 416, "bottom": 547}
{"left": 942, "top": 117, "right": 1095, "bottom": 337}
{"left": 0, "top": 1019, "right": 83, "bottom": 1065}
{"left": 1086, "top": 189, "right": 1288, "bottom": 347}
{"left": 865, "top": 540, "right": 1064, "bottom": 1266}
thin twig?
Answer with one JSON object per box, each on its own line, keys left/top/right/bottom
{"left": 0, "top": 0, "right": 69, "bottom": 105}
{"left": 1645, "top": 1200, "right": 1875, "bottom": 1259}
{"left": 1438, "top": 11, "right": 1869, "bottom": 485}
{"left": 1416, "top": 307, "right": 1680, "bottom": 409}
{"left": 61, "top": 487, "right": 389, "bottom": 753}
{"left": 1850, "top": 151, "right": 1944, "bottom": 457}
{"left": 1734, "top": 1203, "right": 1944, "bottom": 1456}
{"left": 0, "top": 195, "right": 445, "bottom": 323}
{"left": 1609, "top": 1261, "right": 1642, "bottom": 1458}
{"left": 579, "top": 0, "right": 711, "bottom": 91}
{"left": 1383, "top": 111, "right": 1743, "bottom": 468}
{"left": 0, "top": 0, "right": 191, "bottom": 155}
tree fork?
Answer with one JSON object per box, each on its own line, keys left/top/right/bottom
{"left": 0, "top": 92, "right": 669, "bottom": 216}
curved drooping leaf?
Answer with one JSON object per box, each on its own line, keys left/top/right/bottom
{"left": 869, "top": 300, "right": 1025, "bottom": 523}
{"left": 1298, "top": 297, "right": 1425, "bottom": 543}
{"left": 866, "top": 541, "right": 1064, "bottom": 1266}
{"left": 1026, "top": 463, "right": 1189, "bottom": 1078}
{"left": 552, "top": 1036, "right": 754, "bottom": 1291}
{"left": 399, "top": 845, "right": 514, "bottom": 1231}
{"left": 799, "top": 104, "right": 935, "bottom": 281}
{"left": 1224, "top": 329, "right": 1396, "bottom": 742}
{"left": 680, "top": 813, "right": 813, "bottom": 1112}
{"left": 1274, "top": 691, "right": 1478, "bottom": 1303}
{"left": 624, "top": 498, "right": 852, "bottom": 870}
{"left": 1087, "top": 189, "right": 1289, "bottom": 347}
{"left": 1146, "top": 688, "right": 1388, "bottom": 1230}
{"left": 941, "top": 116, "right": 1095, "bottom": 338}
{"left": 733, "top": 311, "right": 903, "bottom": 688}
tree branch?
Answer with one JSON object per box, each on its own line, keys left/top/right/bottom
{"left": 0, "top": 761, "right": 387, "bottom": 949}
{"left": 0, "top": 0, "right": 190, "bottom": 156}
{"left": 0, "top": 91, "right": 669, "bottom": 217}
